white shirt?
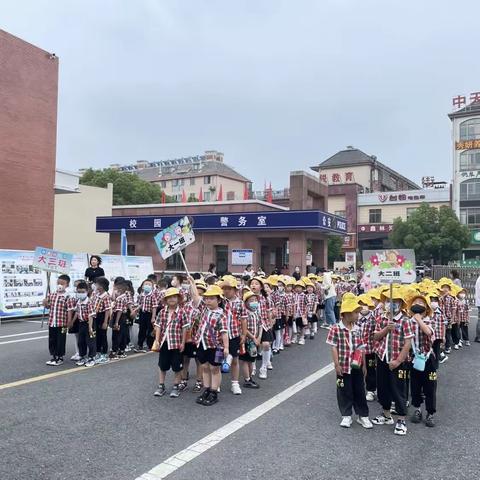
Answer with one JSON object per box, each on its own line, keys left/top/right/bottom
{"left": 475, "top": 276, "right": 480, "bottom": 307}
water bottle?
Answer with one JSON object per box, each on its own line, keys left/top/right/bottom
{"left": 221, "top": 360, "right": 230, "bottom": 373}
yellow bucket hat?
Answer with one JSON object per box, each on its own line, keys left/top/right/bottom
{"left": 358, "top": 294, "right": 374, "bottom": 309}
{"left": 295, "top": 279, "right": 306, "bottom": 289}
{"left": 407, "top": 293, "right": 433, "bottom": 317}
{"left": 194, "top": 280, "right": 207, "bottom": 291}
{"left": 203, "top": 285, "right": 224, "bottom": 298}
{"left": 220, "top": 276, "right": 239, "bottom": 289}
{"left": 340, "top": 294, "right": 362, "bottom": 314}
{"left": 163, "top": 287, "right": 181, "bottom": 299}
{"left": 243, "top": 290, "right": 258, "bottom": 303}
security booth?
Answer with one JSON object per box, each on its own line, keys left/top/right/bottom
{"left": 95, "top": 172, "right": 347, "bottom": 275}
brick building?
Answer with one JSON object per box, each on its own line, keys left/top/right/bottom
{"left": 0, "top": 30, "right": 59, "bottom": 250}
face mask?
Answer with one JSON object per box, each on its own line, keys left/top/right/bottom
{"left": 459, "top": 294, "right": 466, "bottom": 300}
{"left": 278, "top": 286, "right": 285, "bottom": 292}
{"left": 249, "top": 301, "right": 259, "bottom": 311}
{"left": 411, "top": 304, "right": 426, "bottom": 314}
{"left": 76, "top": 292, "right": 87, "bottom": 300}
{"left": 430, "top": 301, "right": 439, "bottom": 309}
{"left": 91, "top": 284, "right": 97, "bottom": 292}
{"left": 392, "top": 301, "right": 402, "bottom": 314}
{"left": 143, "top": 285, "right": 152, "bottom": 294}
{"left": 57, "top": 285, "right": 65, "bottom": 293}
{"left": 360, "top": 308, "right": 369, "bottom": 316}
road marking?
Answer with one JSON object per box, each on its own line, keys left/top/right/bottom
{"left": 0, "top": 352, "right": 153, "bottom": 391}
{"left": 0, "top": 335, "right": 48, "bottom": 345}
{"left": 135, "top": 362, "right": 335, "bottom": 480}
{"left": 0, "top": 331, "right": 45, "bottom": 339}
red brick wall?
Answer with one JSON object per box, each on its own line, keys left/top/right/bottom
{"left": 0, "top": 30, "right": 58, "bottom": 249}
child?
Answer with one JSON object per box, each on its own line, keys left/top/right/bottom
{"left": 272, "top": 277, "right": 287, "bottom": 353}
{"left": 221, "top": 275, "right": 245, "bottom": 395}
{"left": 429, "top": 290, "right": 447, "bottom": 364}
{"left": 453, "top": 287, "right": 470, "bottom": 347}
{"left": 68, "top": 279, "right": 82, "bottom": 362}
{"left": 153, "top": 288, "right": 190, "bottom": 398}
{"left": 43, "top": 274, "right": 75, "bottom": 366}
{"left": 326, "top": 294, "right": 372, "bottom": 429}
{"left": 284, "top": 277, "right": 296, "bottom": 344}
{"left": 134, "top": 278, "right": 159, "bottom": 353}
{"left": 305, "top": 280, "right": 319, "bottom": 339}
{"left": 110, "top": 281, "right": 129, "bottom": 358}
{"left": 191, "top": 283, "right": 229, "bottom": 406}
{"left": 357, "top": 294, "right": 376, "bottom": 402}
{"left": 71, "top": 281, "right": 97, "bottom": 367}
{"left": 240, "top": 290, "right": 261, "bottom": 389}
{"left": 439, "top": 279, "right": 456, "bottom": 354}
{"left": 407, "top": 294, "right": 437, "bottom": 427}
{"left": 124, "top": 280, "right": 136, "bottom": 352}
{"left": 93, "top": 276, "right": 111, "bottom": 364}
{"left": 371, "top": 288, "right": 413, "bottom": 435}
{"left": 293, "top": 280, "right": 308, "bottom": 345}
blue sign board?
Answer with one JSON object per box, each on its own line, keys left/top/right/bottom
{"left": 96, "top": 210, "right": 347, "bottom": 235}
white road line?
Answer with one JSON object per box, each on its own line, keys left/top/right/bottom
{"left": 0, "top": 331, "right": 44, "bottom": 339}
{"left": 135, "top": 362, "right": 334, "bottom": 480}
{"left": 0, "top": 336, "right": 48, "bottom": 345}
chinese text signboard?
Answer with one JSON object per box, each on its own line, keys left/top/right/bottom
{"left": 33, "top": 247, "right": 73, "bottom": 275}
{"left": 362, "top": 249, "right": 416, "bottom": 285}
{"left": 452, "top": 92, "right": 480, "bottom": 109}
{"left": 455, "top": 140, "right": 480, "bottom": 150}
{"left": 319, "top": 171, "right": 355, "bottom": 185}
{"left": 358, "top": 224, "right": 393, "bottom": 234}
{"left": 232, "top": 249, "right": 253, "bottom": 266}
{"left": 154, "top": 216, "right": 195, "bottom": 260}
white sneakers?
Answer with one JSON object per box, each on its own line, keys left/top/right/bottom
{"left": 231, "top": 382, "right": 242, "bottom": 395}
{"left": 394, "top": 420, "right": 407, "bottom": 435}
{"left": 267, "top": 361, "right": 273, "bottom": 370}
{"left": 371, "top": 414, "right": 395, "bottom": 425}
{"left": 258, "top": 367, "right": 268, "bottom": 379}
{"left": 70, "top": 353, "right": 81, "bottom": 361}
{"left": 298, "top": 337, "right": 305, "bottom": 345}
{"left": 366, "top": 391, "right": 375, "bottom": 402}
{"left": 340, "top": 416, "right": 353, "bottom": 428}
{"left": 357, "top": 417, "right": 373, "bottom": 429}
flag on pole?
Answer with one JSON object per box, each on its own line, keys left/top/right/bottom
{"left": 181, "top": 189, "right": 187, "bottom": 203}
{"left": 217, "top": 184, "right": 223, "bottom": 201}
{"left": 266, "top": 182, "right": 273, "bottom": 203}
{"left": 161, "top": 191, "right": 166, "bottom": 204}
{"left": 199, "top": 187, "right": 203, "bottom": 202}
{"left": 120, "top": 228, "right": 128, "bottom": 256}
{"left": 243, "top": 183, "right": 249, "bottom": 200}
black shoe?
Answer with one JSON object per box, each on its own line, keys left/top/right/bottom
{"left": 309, "top": 334, "right": 314, "bottom": 340}
{"left": 272, "top": 349, "right": 279, "bottom": 355}
{"left": 411, "top": 409, "right": 422, "bottom": 423}
{"left": 474, "top": 337, "right": 480, "bottom": 343}
{"left": 203, "top": 390, "right": 218, "bottom": 406}
{"left": 243, "top": 378, "right": 260, "bottom": 389}
{"left": 425, "top": 414, "right": 435, "bottom": 427}
{"left": 196, "top": 388, "right": 210, "bottom": 405}
{"left": 178, "top": 381, "right": 188, "bottom": 392}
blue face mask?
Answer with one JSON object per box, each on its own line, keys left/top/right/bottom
{"left": 249, "top": 301, "right": 259, "bottom": 311}
{"left": 143, "top": 285, "right": 152, "bottom": 294}
{"left": 392, "top": 301, "right": 402, "bottom": 314}
{"left": 76, "top": 292, "right": 87, "bottom": 300}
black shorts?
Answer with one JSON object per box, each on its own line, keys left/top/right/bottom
{"left": 158, "top": 343, "right": 183, "bottom": 372}
{"left": 308, "top": 314, "right": 318, "bottom": 323}
{"left": 287, "top": 316, "right": 294, "bottom": 327}
{"left": 295, "top": 317, "right": 306, "bottom": 328}
{"left": 183, "top": 342, "right": 197, "bottom": 359}
{"left": 68, "top": 319, "right": 79, "bottom": 334}
{"left": 239, "top": 352, "right": 256, "bottom": 363}
{"left": 274, "top": 315, "right": 286, "bottom": 331}
{"left": 196, "top": 345, "right": 222, "bottom": 366}
{"left": 229, "top": 336, "right": 241, "bottom": 357}
{"left": 260, "top": 329, "right": 274, "bottom": 343}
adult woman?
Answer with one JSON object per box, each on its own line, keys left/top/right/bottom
{"left": 450, "top": 269, "right": 462, "bottom": 287}
{"left": 292, "top": 266, "right": 302, "bottom": 281}
{"left": 243, "top": 265, "right": 254, "bottom": 278}
{"left": 84, "top": 255, "right": 105, "bottom": 283}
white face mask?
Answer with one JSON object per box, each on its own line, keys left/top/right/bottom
{"left": 430, "top": 301, "right": 439, "bottom": 309}
{"left": 57, "top": 284, "right": 66, "bottom": 293}
{"left": 360, "top": 308, "right": 369, "bottom": 316}
{"left": 76, "top": 292, "right": 87, "bottom": 300}
{"left": 459, "top": 294, "right": 466, "bottom": 300}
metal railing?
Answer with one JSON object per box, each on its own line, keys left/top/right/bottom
{"left": 431, "top": 265, "right": 478, "bottom": 303}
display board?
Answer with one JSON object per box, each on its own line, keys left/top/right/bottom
{"left": 231, "top": 249, "right": 253, "bottom": 266}
{"left": 123, "top": 256, "right": 155, "bottom": 291}
{"left": 0, "top": 250, "right": 48, "bottom": 318}
{"left": 49, "top": 253, "right": 89, "bottom": 294}
{"left": 362, "top": 249, "right": 416, "bottom": 285}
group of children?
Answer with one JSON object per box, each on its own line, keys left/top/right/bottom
{"left": 43, "top": 271, "right": 470, "bottom": 425}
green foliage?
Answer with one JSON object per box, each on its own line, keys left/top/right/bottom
{"left": 187, "top": 193, "right": 198, "bottom": 202}
{"left": 80, "top": 168, "right": 171, "bottom": 205}
{"left": 389, "top": 204, "right": 470, "bottom": 264}
{"left": 328, "top": 236, "right": 344, "bottom": 267}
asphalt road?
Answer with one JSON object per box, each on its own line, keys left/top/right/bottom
{"left": 1, "top": 318, "right": 479, "bottom": 480}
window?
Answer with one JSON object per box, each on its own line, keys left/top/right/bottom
{"left": 172, "top": 179, "right": 184, "bottom": 187}
{"left": 334, "top": 210, "right": 346, "bottom": 218}
{"left": 460, "top": 118, "right": 480, "bottom": 141}
{"left": 459, "top": 150, "right": 480, "bottom": 171}
{"left": 127, "top": 245, "right": 135, "bottom": 255}
{"left": 227, "top": 191, "right": 235, "bottom": 201}
{"left": 190, "top": 177, "right": 196, "bottom": 186}
{"left": 406, "top": 207, "right": 418, "bottom": 218}
{"left": 204, "top": 176, "right": 212, "bottom": 184}
{"left": 460, "top": 207, "right": 480, "bottom": 226}
{"left": 160, "top": 180, "right": 167, "bottom": 188}
{"left": 460, "top": 180, "right": 480, "bottom": 201}
{"left": 204, "top": 191, "right": 211, "bottom": 201}
{"left": 166, "top": 252, "right": 184, "bottom": 271}
{"left": 369, "top": 209, "right": 382, "bottom": 223}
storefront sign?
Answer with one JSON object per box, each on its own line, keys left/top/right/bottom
{"left": 455, "top": 140, "right": 480, "bottom": 150}
{"left": 460, "top": 170, "right": 480, "bottom": 179}
{"left": 232, "top": 249, "right": 253, "bottom": 266}
{"left": 358, "top": 189, "right": 450, "bottom": 206}
{"left": 358, "top": 224, "right": 393, "bottom": 233}
{"left": 471, "top": 230, "right": 480, "bottom": 244}
{"left": 33, "top": 247, "right": 73, "bottom": 274}
{"left": 97, "top": 210, "right": 348, "bottom": 235}
{"left": 154, "top": 216, "right": 195, "bottom": 260}
{"left": 319, "top": 171, "right": 355, "bottom": 185}
{"left": 452, "top": 92, "right": 480, "bottom": 109}
{"left": 342, "top": 234, "right": 356, "bottom": 249}
{"left": 345, "top": 252, "right": 356, "bottom": 266}
{"left": 362, "top": 249, "right": 416, "bottom": 284}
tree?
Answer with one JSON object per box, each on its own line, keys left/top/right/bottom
{"left": 389, "top": 203, "right": 470, "bottom": 264}
{"left": 80, "top": 168, "right": 171, "bottom": 205}
{"left": 187, "top": 193, "right": 198, "bottom": 202}
{"left": 328, "top": 236, "right": 344, "bottom": 267}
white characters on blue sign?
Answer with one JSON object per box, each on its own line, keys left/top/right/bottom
{"left": 220, "top": 216, "right": 229, "bottom": 227}
{"left": 238, "top": 216, "right": 247, "bottom": 227}
{"left": 129, "top": 219, "right": 137, "bottom": 229}
{"left": 154, "top": 218, "right": 162, "bottom": 228}
{"left": 257, "top": 216, "right": 267, "bottom": 226}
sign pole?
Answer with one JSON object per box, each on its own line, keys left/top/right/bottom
{"left": 178, "top": 250, "right": 190, "bottom": 277}
{"left": 389, "top": 281, "right": 393, "bottom": 324}
{"left": 41, "top": 271, "right": 51, "bottom": 329}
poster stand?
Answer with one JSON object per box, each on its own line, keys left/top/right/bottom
{"left": 41, "top": 271, "right": 51, "bottom": 329}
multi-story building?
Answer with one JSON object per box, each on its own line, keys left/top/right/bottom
{"left": 107, "top": 150, "right": 251, "bottom": 203}
{"left": 449, "top": 96, "right": 480, "bottom": 258}
{"left": 311, "top": 147, "right": 420, "bottom": 253}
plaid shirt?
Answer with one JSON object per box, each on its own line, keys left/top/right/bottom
{"left": 258, "top": 296, "right": 272, "bottom": 331}
{"left": 74, "top": 298, "right": 95, "bottom": 322}
{"left": 440, "top": 294, "right": 455, "bottom": 321}
{"left": 153, "top": 288, "right": 166, "bottom": 305}
{"left": 137, "top": 292, "right": 159, "bottom": 312}
{"left": 453, "top": 299, "right": 469, "bottom": 325}
{"left": 155, "top": 306, "right": 190, "bottom": 350}
{"left": 306, "top": 292, "right": 318, "bottom": 316}
{"left": 285, "top": 292, "right": 295, "bottom": 317}
{"left": 336, "top": 282, "right": 349, "bottom": 300}
{"left": 410, "top": 315, "right": 435, "bottom": 357}
{"left": 374, "top": 313, "right": 414, "bottom": 363}
{"left": 194, "top": 305, "right": 228, "bottom": 349}
{"left": 47, "top": 293, "right": 75, "bottom": 328}
{"left": 182, "top": 301, "right": 200, "bottom": 343}
{"left": 113, "top": 293, "right": 129, "bottom": 314}
{"left": 273, "top": 292, "right": 288, "bottom": 317}
{"left": 358, "top": 311, "right": 376, "bottom": 355}
{"left": 432, "top": 308, "right": 446, "bottom": 341}
{"left": 94, "top": 292, "right": 112, "bottom": 314}
{"left": 326, "top": 321, "right": 363, "bottom": 374}
{"left": 293, "top": 292, "right": 308, "bottom": 319}
{"left": 315, "top": 284, "right": 324, "bottom": 304}
{"left": 224, "top": 296, "right": 245, "bottom": 339}
{"left": 244, "top": 309, "right": 260, "bottom": 336}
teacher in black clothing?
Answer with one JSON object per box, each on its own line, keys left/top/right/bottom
{"left": 85, "top": 255, "right": 105, "bottom": 283}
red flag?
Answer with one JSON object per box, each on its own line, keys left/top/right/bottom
{"left": 181, "top": 189, "right": 187, "bottom": 203}
{"left": 217, "top": 184, "right": 223, "bottom": 201}
{"left": 243, "top": 183, "right": 249, "bottom": 200}
{"left": 266, "top": 182, "right": 273, "bottom": 203}
{"left": 199, "top": 187, "right": 203, "bottom": 202}
{"left": 161, "top": 191, "right": 166, "bottom": 204}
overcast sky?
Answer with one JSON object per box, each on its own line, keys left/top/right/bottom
{"left": 3, "top": 0, "right": 480, "bottom": 189}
